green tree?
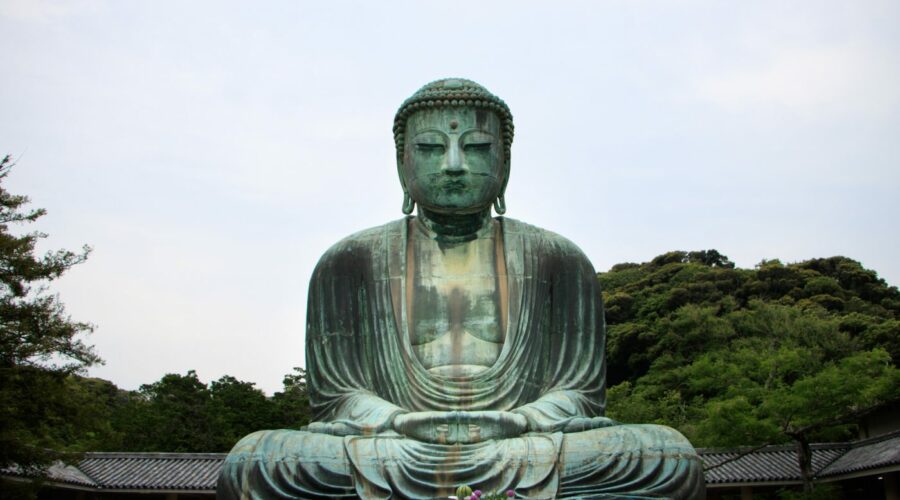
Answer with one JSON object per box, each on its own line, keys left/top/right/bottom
{"left": 602, "top": 250, "right": 900, "bottom": 494}
{"left": 209, "top": 375, "right": 273, "bottom": 450}
{"left": 271, "top": 367, "right": 311, "bottom": 429}
{"left": 124, "top": 371, "right": 221, "bottom": 452}
{"left": 110, "top": 370, "right": 308, "bottom": 453}
{"left": 0, "top": 155, "right": 99, "bottom": 480}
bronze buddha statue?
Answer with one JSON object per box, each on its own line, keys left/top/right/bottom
{"left": 218, "top": 78, "right": 705, "bottom": 499}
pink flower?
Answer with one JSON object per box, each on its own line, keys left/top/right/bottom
{"left": 506, "top": 490, "right": 516, "bottom": 498}
{"left": 473, "top": 491, "right": 482, "bottom": 497}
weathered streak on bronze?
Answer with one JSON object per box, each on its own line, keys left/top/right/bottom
{"left": 217, "top": 78, "right": 706, "bottom": 499}
{"left": 409, "top": 218, "right": 504, "bottom": 377}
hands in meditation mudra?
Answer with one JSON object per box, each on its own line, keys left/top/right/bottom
{"left": 217, "top": 79, "right": 705, "bottom": 499}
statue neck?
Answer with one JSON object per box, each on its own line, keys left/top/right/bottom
{"left": 416, "top": 208, "right": 493, "bottom": 243}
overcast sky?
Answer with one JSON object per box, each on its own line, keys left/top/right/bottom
{"left": 1, "top": 0, "right": 898, "bottom": 394}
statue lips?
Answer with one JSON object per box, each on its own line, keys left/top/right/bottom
{"left": 442, "top": 179, "right": 467, "bottom": 192}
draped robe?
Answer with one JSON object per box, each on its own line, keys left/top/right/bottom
{"left": 217, "top": 217, "right": 705, "bottom": 499}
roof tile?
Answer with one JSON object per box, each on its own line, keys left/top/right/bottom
{"left": 818, "top": 432, "right": 900, "bottom": 477}
{"left": 76, "top": 453, "right": 225, "bottom": 490}
{"left": 5, "top": 433, "right": 900, "bottom": 491}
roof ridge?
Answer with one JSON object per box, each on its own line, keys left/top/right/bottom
{"left": 697, "top": 443, "right": 797, "bottom": 454}
{"left": 83, "top": 452, "right": 227, "bottom": 460}
{"left": 697, "top": 431, "right": 900, "bottom": 455}
{"left": 848, "top": 428, "right": 900, "bottom": 448}
{"left": 816, "top": 432, "right": 900, "bottom": 478}
{"left": 812, "top": 446, "right": 848, "bottom": 479}
{"left": 71, "top": 461, "right": 101, "bottom": 485}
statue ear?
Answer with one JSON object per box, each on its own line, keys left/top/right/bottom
{"left": 397, "top": 148, "right": 415, "bottom": 215}
{"left": 396, "top": 151, "right": 406, "bottom": 190}
{"left": 494, "top": 157, "right": 510, "bottom": 215}
{"left": 493, "top": 196, "right": 506, "bottom": 215}
{"left": 402, "top": 192, "right": 415, "bottom": 215}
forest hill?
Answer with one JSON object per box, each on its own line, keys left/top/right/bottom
{"left": 600, "top": 251, "right": 899, "bottom": 491}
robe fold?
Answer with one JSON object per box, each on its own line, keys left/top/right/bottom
{"left": 308, "top": 217, "right": 606, "bottom": 429}
{"left": 217, "top": 217, "right": 706, "bottom": 499}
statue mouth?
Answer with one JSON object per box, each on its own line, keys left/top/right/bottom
{"left": 442, "top": 180, "right": 467, "bottom": 191}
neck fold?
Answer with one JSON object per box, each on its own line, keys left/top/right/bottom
{"left": 416, "top": 208, "right": 493, "bottom": 243}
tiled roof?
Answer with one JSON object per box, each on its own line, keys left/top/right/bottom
{"left": 3, "top": 453, "right": 226, "bottom": 492}
{"left": 818, "top": 432, "right": 900, "bottom": 477}
{"left": 76, "top": 453, "right": 225, "bottom": 491}
{"left": 4, "top": 433, "right": 900, "bottom": 492}
{"left": 4, "top": 463, "right": 97, "bottom": 487}
{"left": 699, "top": 444, "right": 846, "bottom": 484}
{"left": 46, "top": 463, "right": 97, "bottom": 487}
{"left": 698, "top": 430, "right": 900, "bottom": 485}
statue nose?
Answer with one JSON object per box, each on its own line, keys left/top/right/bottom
{"left": 443, "top": 142, "right": 466, "bottom": 175}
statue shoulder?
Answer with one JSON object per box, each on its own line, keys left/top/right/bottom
{"left": 500, "top": 217, "right": 593, "bottom": 265}
{"left": 313, "top": 218, "right": 407, "bottom": 270}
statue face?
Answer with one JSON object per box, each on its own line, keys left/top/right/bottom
{"left": 402, "top": 108, "right": 505, "bottom": 214}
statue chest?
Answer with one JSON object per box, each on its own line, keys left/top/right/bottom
{"left": 407, "top": 233, "right": 505, "bottom": 377}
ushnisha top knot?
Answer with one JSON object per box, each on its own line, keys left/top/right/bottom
{"left": 393, "top": 78, "right": 514, "bottom": 162}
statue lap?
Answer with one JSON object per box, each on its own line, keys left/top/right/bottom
{"left": 217, "top": 424, "right": 704, "bottom": 499}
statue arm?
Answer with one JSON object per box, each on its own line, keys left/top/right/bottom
{"left": 510, "top": 230, "right": 613, "bottom": 434}
{"left": 306, "top": 317, "right": 409, "bottom": 435}
{"left": 513, "top": 391, "right": 616, "bottom": 433}
{"left": 306, "top": 392, "right": 407, "bottom": 436}
{"left": 304, "top": 237, "right": 411, "bottom": 436}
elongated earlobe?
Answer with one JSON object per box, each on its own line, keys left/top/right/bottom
{"left": 402, "top": 192, "right": 415, "bottom": 215}
{"left": 493, "top": 194, "right": 506, "bottom": 215}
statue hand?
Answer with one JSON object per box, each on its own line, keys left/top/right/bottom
{"left": 393, "top": 411, "right": 527, "bottom": 444}
{"left": 305, "top": 419, "right": 390, "bottom": 436}
{"left": 460, "top": 411, "right": 528, "bottom": 442}
{"left": 561, "top": 416, "right": 618, "bottom": 433}
{"left": 525, "top": 416, "right": 618, "bottom": 433}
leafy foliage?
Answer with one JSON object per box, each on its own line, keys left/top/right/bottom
{"left": 0, "top": 156, "right": 313, "bottom": 468}
{"left": 0, "top": 158, "right": 96, "bottom": 372}
{"left": 0, "top": 156, "right": 99, "bottom": 478}
{"left": 601, "top": 250, "right": 900, "bottom": 491}
{"left": 83, "top": 369, "right": 311, "bottom": 453}
{"left": 271, "top": 367, "right": 311, "bottom": 430}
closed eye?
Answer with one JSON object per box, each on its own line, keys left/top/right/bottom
{"left": 415, "top": 143, "right": 445, "bottom": 152}
{"left": 463, "top": 143, "right": 492, "bottom": 152}
{"left": 463, "top": 142, "right": 491, "bottom": 152}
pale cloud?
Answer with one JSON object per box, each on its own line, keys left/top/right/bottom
{"left": 0, "top": 0, "right": 97, "bottom": 21}
{"left": 2, "top": 0, "right": 898, "bottom": 395}
{"left": 694, "top": 43, "right": 900, "bottom": 116}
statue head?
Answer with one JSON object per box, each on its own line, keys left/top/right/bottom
{"left": 393, "top": 79, "right": 514, "bottom": 215}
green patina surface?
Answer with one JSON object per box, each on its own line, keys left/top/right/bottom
{"left": 217, "top": 79, "right": 706, "bottom": 499}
